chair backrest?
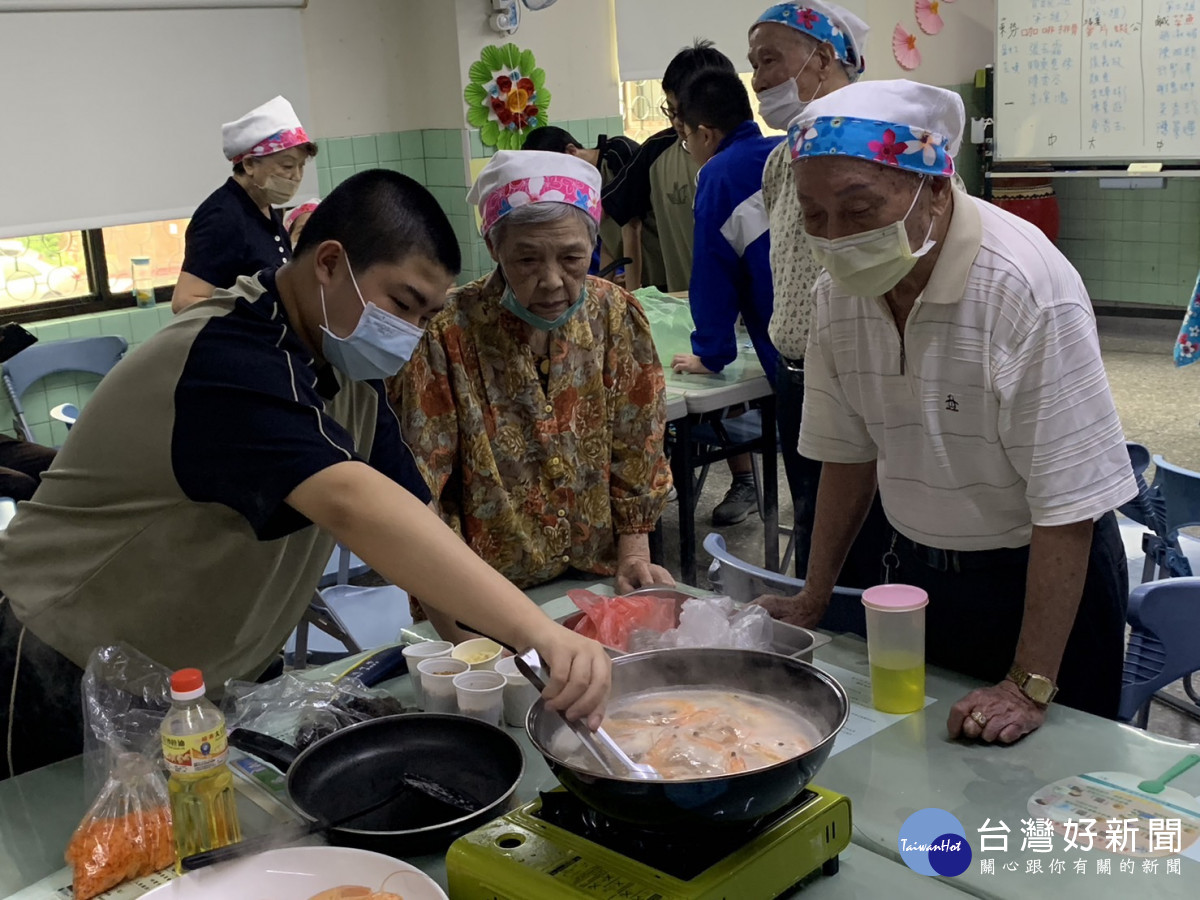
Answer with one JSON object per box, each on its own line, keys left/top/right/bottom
{"left": 1120, "top": 576, "right": 1200, "bottom": 723}
{"left": 703, "top": 532, "right": 867, "bottom": 637}
{"left": 1, "top": 336, "right": 128, "bottom": 441}
{"left": 1117, "top": 442, "right": 1162, "bottom": 531}
{"left": 1153, "top": 455, "right": 1200, "bottom": 539}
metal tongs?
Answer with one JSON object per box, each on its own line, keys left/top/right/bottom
{"left": 512, "top": 649, "right": 658, "bottom": 780}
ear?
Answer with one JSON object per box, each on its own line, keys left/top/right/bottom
{"left": 565, "top": 144, "right": 581, "bottom": 157}
{"left": 929, "top": 176, "right": 954, "bottom": 217}
{"left": 312, "top": 240, "right": 345, "bottom": 287}
{"left": 814, "top": 42, "right": 838, "bottom": 79}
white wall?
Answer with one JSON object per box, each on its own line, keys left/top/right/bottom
{"left": 861, "top": 0, "right": 994, "bottom": 86}
{"left": 454, "top": 0, "right": 620, "bottom": 123}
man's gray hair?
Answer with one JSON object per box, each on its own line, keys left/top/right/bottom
{"left": 488, "top": 202, "right": 599, "bottom": 249}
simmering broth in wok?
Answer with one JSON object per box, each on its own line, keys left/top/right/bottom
{"left": 558, "top": 687, "right": 822, "bottom": 780}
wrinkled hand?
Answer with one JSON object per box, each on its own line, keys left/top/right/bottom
{"left": 527, "top": 620, "right": 612, "bottom": 730}
{"left": 753, "top": 588, "right": 828, "bottom": 628}
{"left": 616, "top": 556, "right": 676, "bottom": 594}
{"left": 671, "top": 353, "right": 715, "bottom": 376}
{"left": 947, "top": 680, "right": 1046, "bottom": 744}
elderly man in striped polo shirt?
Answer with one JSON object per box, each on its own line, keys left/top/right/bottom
{"left": 760, "top": 80, "right": 1136, "bottom": 743}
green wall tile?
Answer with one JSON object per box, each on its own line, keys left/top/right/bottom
{"left": 354, "top": 163, "right": 376, "bottom": 174}
{"left": 327, "top": 138, "right": 355, "bottom": 168}
{"left": 318, "top": 169, "right": 332, "bottom": 197}
{"left": 330, "top": 166, "right": 355, "bottom": 188}
{"left": 49, "top": 420, "right": 68, "bottom": 447}
{"left": 376, "top": 132, "right": 402, "bottom": 162}
{"left": 21, "top": 391, "right": 49, "bottom": 427}
{"left": 32, "top": 423, "right": 53, "bottom": 448}
{"left": 352, "top": 135, "right": 378, "bottom": 165}
{"left": 67, "top": 318, "right": 101, "bottom": 338}
{"left": 400, "top": 131, "right": 424, "bottom": 159}
{"left": 381, "top": 161, "right": 405, "bottom": 175}
{"left": 427, "top": 158, "right": 467, "bottom": 188}
{"left": 36, "top": 322, "right": 70, "bottom": 343}
{"left": 401, "top": 160, "right": 426, "bottom": 183}
{"left": 443, "top": 132, "right": 465, "bottom": 161}
{"left": 469, "top": 130, "right": 486, "bottom": 159}
{"left": 422, "top": 130, "right": 447, "bottom": 159}
{"left": 44, "top": 384, "right": 79, "bottom": 415}
{"left": 130, "top": 310, "right": 161, "bottom": 344}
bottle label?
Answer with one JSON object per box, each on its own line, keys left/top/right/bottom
{"left": 162, "top": 723, "right": 229, "bottom": 775}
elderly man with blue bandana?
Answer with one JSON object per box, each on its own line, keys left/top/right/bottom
{"left": 746, "top": 2, "right": 893, "bottom": 585}
{"left": 759, "top": 80, "right": 1137, "bottom": 744}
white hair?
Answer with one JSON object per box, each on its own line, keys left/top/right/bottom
{"left": 488, "top": 202, "right": 599, "bottom": 248}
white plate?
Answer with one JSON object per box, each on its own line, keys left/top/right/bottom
{"left": 142, "top": 846, "right": 448, "bottom": 900}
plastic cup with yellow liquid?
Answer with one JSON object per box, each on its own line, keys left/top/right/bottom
{"left": 862, "top": 584, "right": 929, "bottom": 714}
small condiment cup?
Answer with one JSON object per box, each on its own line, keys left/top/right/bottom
{"left": 402, "top": 640, "right": 453, "bottom": 709}
{"left": 453, "top": 671, "right": 506, "bottom": 726}
{"left": 451, "top": 637, "right": 502, "bottom": 670}
{"left": 418, "top": 657, "right": 469, "bottom": 714}
{"left": 494, "top": 656, "right": 543, "bottom": 727}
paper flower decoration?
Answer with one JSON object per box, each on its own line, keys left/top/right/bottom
{"left": 916, "top": 0, "right": 944, "bottom": 35}
{"left": 893, "top": 23, "right": 922, "bottom": 70}
{"left": 465, "top": 44, "right": 552, "bottom": 150}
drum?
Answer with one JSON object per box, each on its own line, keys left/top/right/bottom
{"left": 991, "top": 177, "right": 1061, "bottom": 243}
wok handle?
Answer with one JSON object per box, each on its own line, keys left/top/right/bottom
{"left": 180, "top": 823, "right": 314, "bottom": 871}
{"left": 228, "top": 728, "right": 300, "bottom": 773}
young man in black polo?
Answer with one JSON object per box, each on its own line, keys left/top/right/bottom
{"left": 0, "top": 170, "right": 610, "bottom": 778}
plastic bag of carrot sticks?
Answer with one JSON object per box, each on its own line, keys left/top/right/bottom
{"left": 67, "top": 645, "right": 176, "bottom": 900}
{"left": 65, "top": 752, "right": 173, "bottom": 900}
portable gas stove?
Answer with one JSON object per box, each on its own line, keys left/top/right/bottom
{"left": 445, "top": 784, "right": 851, "bottom": 900}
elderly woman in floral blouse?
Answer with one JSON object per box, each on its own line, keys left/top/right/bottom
{"left": 391, "top": 151, "right": 674, "bottom": 638}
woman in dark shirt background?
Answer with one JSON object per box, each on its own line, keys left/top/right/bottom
{"left": 172, "top": 95, "right": 317, "bottom": 312}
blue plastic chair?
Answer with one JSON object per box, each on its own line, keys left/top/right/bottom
{"left": 1120, "top": 577, "right": 1200, "bottom": 727}
{"left": 288, "top": 545, "right": 410, "bottom": 668}
{"left": 1, "top": 336, "right": 128, "bottom": 442}
{"left": 704, "top": 532, "right": 866, "bottom": 637}
{"left": 1118, "top": 444, "right": 1192, "bottom": 582}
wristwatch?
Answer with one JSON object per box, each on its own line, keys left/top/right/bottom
{"left": 1007, "top": 663, "right": 1059, "bottom": 705}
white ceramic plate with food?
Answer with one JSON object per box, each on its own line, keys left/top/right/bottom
{"left": 141, "top": 846, "right": 448, "bottom": 900}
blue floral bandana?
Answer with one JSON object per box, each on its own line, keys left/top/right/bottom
{"left": 788, "top": 115, "right": 956, "bottom": 178}
{"left": 755, "top": 4, "right": 865, "bottom": 77}
{"left": 1175, "top": 270, "right": 1200, "bottom": 367}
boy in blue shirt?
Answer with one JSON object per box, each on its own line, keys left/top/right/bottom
{"left": 671, "top": 69, "right": 784, "bottom": 524}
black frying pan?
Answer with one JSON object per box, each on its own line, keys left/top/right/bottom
{"left": 225, "top": 713, "right": 524, "bottom": 857}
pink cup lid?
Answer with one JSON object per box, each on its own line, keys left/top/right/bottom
{"left": 862, "top": 584, "right": 928, "bottom": 612}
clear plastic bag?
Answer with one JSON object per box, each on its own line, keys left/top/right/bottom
{"left": 69, "top": 645, "right": 175, "bottom": 900}
{"left": 654, "top": 596, "right": 774, "bottom": 651}
{"left": 223, "top": 672, "right": 406, "bottom": 752}
{"left": 567, "top": 589, "right": 678, "bottom": 652}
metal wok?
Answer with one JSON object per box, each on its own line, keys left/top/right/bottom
{"left": 526, "top": 647, "right": 848, "bottom": 828}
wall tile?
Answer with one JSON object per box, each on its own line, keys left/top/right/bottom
{"left": 330, "top": 166, "right": 356, "bottom": 189}
{"left": 318, "top": 168, "right": 332, "bottom": 197}
{"left": 130, "top": 310, "right": 162, "bottom": 345}
{"left": 327, "top": 138, "right": 355, "bottom": 169}
{"left": 36, "top": 322, "right": 71, "bottom": 343}
{"left": 469, "top": 130, "right": 486, "bottom": 159}
{"left": 352, "top": 135, "right": 378, "bottom": 165}
{"left": 381, "top": 161, "right": 405, "bottom": 175}
{"left": 67, "top": 318, "right": 102, "bottom": 338}
{"left": 422, "top": 130, "right": 447, "bottom": 159}
{"left": 44, "top": 385, "right": 79, "bottom": 416}
{"left": 49, "top": 420, "right": 69, "bottom": 447}
{"left": 400, "top": 131, "right": 424, "bottom": 160}
{"left": 400, "top": 160, "right": 426, "bottom": 183}
{"left": 443, "top": 131, "right": 466, "bottom": 162}
{"left": 376, "top": 132, "right": 402, "bottom": 162}
{"left": 428, "top": 158, "right": 468, "bottom": 188}
{"left": 32, "top": 422, "right": 54, "bottom": 448}
{"left": 20, "top": 391, "right": 50, "bottom": 428}
{"left": 354, "top": 163, "right": 377, "bottom": 174}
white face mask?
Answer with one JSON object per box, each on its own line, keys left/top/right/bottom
{"left": 320, "top": 258, "right": 425, "bottom": 381}
{"left": 755, "top": 46, "right": 819, "bottom": 132}
{"left": 806, "top": 177, "right": 938, "bottom": 297}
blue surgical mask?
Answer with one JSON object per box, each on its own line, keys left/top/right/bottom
{"left": 320, "top": 259, "right": 424, "bottom": 381}
{"left": 499, "top": 280, "right": 587, "bottom": 331}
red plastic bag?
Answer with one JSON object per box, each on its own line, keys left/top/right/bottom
{"left": 567, "top": 589, "right": 677, "bottom": 652}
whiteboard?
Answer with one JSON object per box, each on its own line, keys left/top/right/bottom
{"left": 994, "top": 0, "right": 1199, "bottom": 163}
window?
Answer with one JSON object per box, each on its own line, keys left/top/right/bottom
{"left": 620, "top": 74, "right": 779, "bottom": 144}
{"left": 102, "top": 219, "right": 189, "bottom": 293}
{"left": 0, "top": 231, "right": 89, "bottom": 309}
{"left": 0, "top": 218, "right": 186, "bottom": 322}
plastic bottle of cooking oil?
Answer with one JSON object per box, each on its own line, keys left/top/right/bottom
{"left": 160, "top": 668, "right": 241, "bottom": 870}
